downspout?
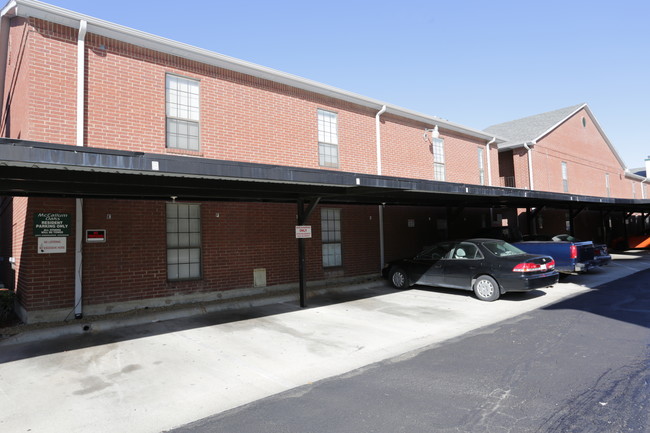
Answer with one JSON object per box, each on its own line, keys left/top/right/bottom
{"left": 74, "top": 20, "right": 87, "bottom": 319}
{"left": 523, "top": 141, "right": 535, "bottom": 190}
{"left": 486, "top": 137, "right": 496, "bottom": 186}
{"left": 375, "top": 105, "right": 387, "bottom": 271}
{"left": 375, "top": 105, "right": 386, "bottom": 175}
{"left": 485, "top": 137, "right": 496, "bottom": 226}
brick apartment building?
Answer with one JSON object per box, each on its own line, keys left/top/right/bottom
{"left": 0, "top": 0, "right": 648, "bottom": 323}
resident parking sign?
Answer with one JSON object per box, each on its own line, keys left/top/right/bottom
{"left": 33, "top": 213, "right": 71, "bottom": 237}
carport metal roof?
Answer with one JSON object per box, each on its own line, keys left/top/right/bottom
{"left": 1, "top": 138, "right": 650, "bottom": 213}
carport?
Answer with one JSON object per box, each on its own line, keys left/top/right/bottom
{"left": 2, "top": 138, "right": 650, "bottom": 307}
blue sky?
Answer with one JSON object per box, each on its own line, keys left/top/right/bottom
{"left": 46, "top": 0, "right": 650, "bottom": 169}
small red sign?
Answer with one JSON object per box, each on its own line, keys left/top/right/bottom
{"left": 86, "top": 229, "right": 107, "bottom": 243}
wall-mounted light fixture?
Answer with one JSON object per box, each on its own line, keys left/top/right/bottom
{"left": 423, "top": 125, "right": 440, "bottom": 143}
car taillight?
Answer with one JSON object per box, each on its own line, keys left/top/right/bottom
{"left": 570, "top": 245, "right": 578, "bottom": 259}
{"left": 512, "top": 259, "right": 555, "bottom": 273}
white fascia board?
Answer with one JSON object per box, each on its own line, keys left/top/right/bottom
{"left": 581, "top": 105, "right": 628, "bottom": 171}
{"left": 532, "top": 103, "right": 587, "bottom": 144}
{"left": 9, "top": 0, "right": 501, "bottom": 142}
{"left": 531, "top": 103, "right": 627, "bottom": 170}
{"left": 501, "top": 103, "right": 628, "bottom": 171}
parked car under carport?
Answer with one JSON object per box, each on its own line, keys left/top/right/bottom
{"left": 382, "top": 239, "right": 559, "bottom": 301}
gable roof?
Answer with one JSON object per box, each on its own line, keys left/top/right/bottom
{"left": 484, "top": 103, "right": 628, "bottom": 171}
{"left": 484, "top": 103, "right": 585, "bottom": 148}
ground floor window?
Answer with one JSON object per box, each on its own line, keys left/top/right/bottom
{"left": 321, "top": 208, "right": 342, "bottom": 267}
{"left": 166, "top": 203, "right": 201, "bottom": 280}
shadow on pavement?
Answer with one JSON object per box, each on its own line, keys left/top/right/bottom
{"left": 544, "top": 267, "right": 650, "bottom": 330}
{"left": 0, "top": 284, "right": 395, "bottom": 364}
{"left": 2, "top": 260, "right": 648, "bottom": 364}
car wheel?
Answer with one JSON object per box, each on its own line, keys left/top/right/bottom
{"left": 389, "top": 268, "right": 410, "bottom": 289}
{"left": 473, "top": 275, "right": 500, "bottom": 301}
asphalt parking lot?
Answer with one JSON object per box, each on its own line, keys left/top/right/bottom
{"left": 1, "top": 251, "right": 649, "bottom": 433}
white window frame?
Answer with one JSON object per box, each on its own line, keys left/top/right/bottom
{"left": 166, "top": 203, "right": 202, "bottom": 280}
{"left": 561, "top": 161, "right": 568, "bottom": 192}
{"left": 166, "top": 74, "right": 200, "bottom": 151}
{"left": 606, "top": 173, "right": 610, "bottom": 197}
{"left": 433, "top": 137, "right": 445, "bottom": 181}
{"left": 318, "top": 109, "right": 339, "bottom": 168}
{"left": 321, "top": 208, "right": 342, "bottom": 267}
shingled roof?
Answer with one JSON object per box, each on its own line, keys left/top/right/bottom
{"left": 484, "top": 103, "right": 586, "bottom": 149}
{"left": 484, "top": 103, "right": 629, "bottom": 171}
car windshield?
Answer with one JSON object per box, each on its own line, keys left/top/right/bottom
{"left": 482, "top": 240, "right": 526, "bottom": 257}
{"left": 552, "top": 234, "right": 579, "bottom": 242}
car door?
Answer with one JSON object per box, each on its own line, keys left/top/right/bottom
{"left": 412, "top": 242, "right": 454, "bottom": 286}
{"left": 443, "top": 242, "right": 484, "bottom": 289}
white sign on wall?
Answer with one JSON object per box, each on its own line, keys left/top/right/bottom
{"left": 38, "top": 237, "right": 67, "bottom": 254}
{"left": 295, "top": 225, "right": 312, "bottom": 238}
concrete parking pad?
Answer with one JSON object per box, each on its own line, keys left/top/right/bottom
{"left": 1, "top": 252, "right": 649, "bottom": 433}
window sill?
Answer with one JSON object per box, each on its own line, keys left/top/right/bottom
{"left": 166, "top": 148, "right": 204, "bottom": 157}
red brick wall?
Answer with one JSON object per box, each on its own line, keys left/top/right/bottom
{"left": 531, "top": 108, "right": 632, "bottom": 198}
{"left": 445, "top": 133, "right": 488, "bottom": 185}
{"left": 11, "top": 198, "right": 382, "bottom": 312}
{"left": 380, "top": 115, "right": 491, "bottom": 184}
{"left": 0, "top": 198, "right": 15, "bottom": 291}
{"left": 3, "top": 18, "right": 32, "bottom": 138}
{"left": 12, "top": 18, "right": 497, "bottom": 186}
{"left": 6, "top": 19, "right": 78, "bottom": 144}
{"left": 14, "top": 198, "right": 77, "bottom": 311}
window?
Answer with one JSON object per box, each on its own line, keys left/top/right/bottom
{"left": 478, "top": 147, "right": 485, "bottom": 185}
{"left": 452, "top": 243, "right": 483, "bottom": 260}
{"left": 433, "top": 138, "right": 445, "bottom": 181}
{"left": 166, "top": 75, "right": 200, "bottom": 151}
{"left": 561, "top": 161, "right": 568, "bottom": 192}
{"left": 605, "top": 173, "right": 610, "bottom": 197}
{"left": 318, "top": 109, "right": 339, "bottom": 167}
{"left": 321, "top": 208, "right": 341, "bottom": 267}
{"left": 166, "top": 203, "right": 201, "bottom": 280}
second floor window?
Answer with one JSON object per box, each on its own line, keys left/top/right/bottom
{"left": 166, "top": 75, "right": 200, "bottom": 151}
{"left": 318, "top": 109, "right": 339, "bottom": 167}
{"left": 561, "top": 162, "right": 568, "bottom": 192}
{"left": 478, "top": 147, "right": 485, "bottom": 185}
{"left": 433, "top": 138, "right": 445, "bottom": 181}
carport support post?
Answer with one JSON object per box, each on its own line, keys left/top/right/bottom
{"left": 297, "top": 198, "right": 321, "bottom": 308}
